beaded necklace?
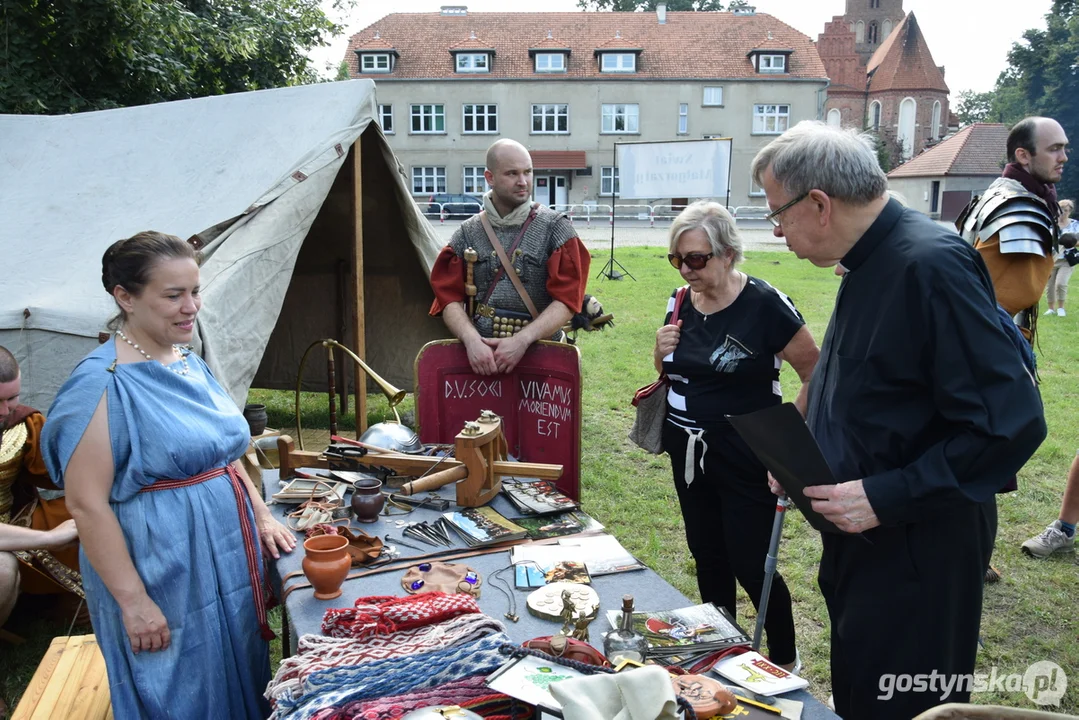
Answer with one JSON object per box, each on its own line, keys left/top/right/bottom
{"left": 116, "top": 328, "right": 191, "bottom": 376}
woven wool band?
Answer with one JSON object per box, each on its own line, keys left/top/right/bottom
{"left": 310, "top": 675, "right": 527, "bottom": 720}
{"left": 321, "top": 592, "right": 481, "bottom": 639}
{"left": 139, "top": 465, "right": 274, "bottom": 640}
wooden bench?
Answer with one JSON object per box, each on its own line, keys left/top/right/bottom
{"left": 12, "top": 635, "right": 112, "bottom": 719}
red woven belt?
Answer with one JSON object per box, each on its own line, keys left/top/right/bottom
{"left": 140, "top": 465, "right": 274, "bottom": 640}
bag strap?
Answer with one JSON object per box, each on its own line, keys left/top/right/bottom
{"left": 480, "top": 209, "right": 541, "bottom": 319}
{"left": 670, "top": 286, "right": 688, "bottom": 325}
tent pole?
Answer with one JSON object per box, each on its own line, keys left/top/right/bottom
{"left": 351, "top": 138, "right": 367, "bottom": 437}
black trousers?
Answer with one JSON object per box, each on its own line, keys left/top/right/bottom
{"left": 820, "top": 498, "right": 997, "bottom": 720}
{"left": 662, "top": 421, "right": 797, "bottom": 664}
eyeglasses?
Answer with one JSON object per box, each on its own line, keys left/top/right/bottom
{"left": 766, "top": 192, "right": 809, "bottom": 228}
{"left": 668, "top": 252, "right": 714, "bottom": 271}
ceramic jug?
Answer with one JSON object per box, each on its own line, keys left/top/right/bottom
{"left": 350, "top": 478, "right": 385, "bottom": 523}
{"left": 302, "top": 535, "right": 351, "bottom": 600}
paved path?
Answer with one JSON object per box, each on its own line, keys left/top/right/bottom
{"left": 430, "top": 218, "right": 788, "bottom": 252}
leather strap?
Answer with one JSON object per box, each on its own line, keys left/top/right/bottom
{"left": 480, "top": 210, "right": 541, "bottom": 319}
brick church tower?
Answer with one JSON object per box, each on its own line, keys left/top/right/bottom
{"left": 817, "top": 1, "right": 949, "bottom": 168}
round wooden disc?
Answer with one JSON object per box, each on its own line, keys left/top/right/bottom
{"left": 526, "top": 582, "right": 600, "bottom": 622}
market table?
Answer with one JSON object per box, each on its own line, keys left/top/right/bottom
{"left": 262, "top": 470, "right": 838, "bottom": 719}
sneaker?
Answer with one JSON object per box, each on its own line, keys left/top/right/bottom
{"left": 1058, "top": 308, "right": 1067, "bottom": 317}
{"left": 1021, "top": 520, "right": 1075, "bottom": 558}
{"left": 1045, "top": 308, "right": 1057, "bottom": 315}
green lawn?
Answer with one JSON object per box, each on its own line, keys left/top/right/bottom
{"left": 3, "top": 246, "right": 1076, "bottom": 712}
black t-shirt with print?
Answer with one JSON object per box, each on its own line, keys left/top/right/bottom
{"left": 661, "top": 277, "right": 805, "bottom": 431}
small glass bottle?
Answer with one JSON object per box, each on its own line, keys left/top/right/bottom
{"left": 604, "top": 594, "right": 649, "bottom": 665}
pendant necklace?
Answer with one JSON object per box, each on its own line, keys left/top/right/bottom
{"left": 116, "top": 329, "right": 191, "bottom": 376}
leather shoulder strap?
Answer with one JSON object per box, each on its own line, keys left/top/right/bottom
{"left": 479, "top": 211, "right": 541, "bottom": 319}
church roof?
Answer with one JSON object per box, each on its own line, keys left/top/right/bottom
{"left": 867, "top": 13, "right": 948, "bottom": 93}
{"left": 887, "top": 123, "right": 1008, "bottom": 178}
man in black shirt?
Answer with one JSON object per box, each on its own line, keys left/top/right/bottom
{"left": 752, "top": 122, "right": 1047, "bottom": 719}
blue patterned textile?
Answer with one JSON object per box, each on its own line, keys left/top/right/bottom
{"left": 41, "top": 340, "right": 270, "bottom": 719}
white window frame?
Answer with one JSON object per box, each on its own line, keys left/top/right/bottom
{"left": 463, "top": 166, "right": 490, "bottom": 195}
{"left": 600, "top": 166, "right": 620, "bottom": 197}
{"left": 462, "top": 103, "right": 498, "bottom": 134}
{"left": 378, "top": 104, "right": 393, "bottom": 134}
{"left": 535, "top": 53, "right": 566, "bottom": 73}
{"left": 749, "top": 175, "right": 766, "bottom": 197}
{"left": 360, "top": 54, "right": 391, "bottom": 73}
{"left": 827, "top": 108, "right": 842, "bottom": 127}
{"left": 410, "top": 104, "right": 446, "bottom": 134}
{"left": 703, "top": 87, "right": 723, "bottom": 106}
{"left": 455, "top": 53, "right": 489, "bottom": 73}
{"left": 869, "top": 100, "right": 882, "bottom": 131}
{"left": 678, "top": 103, "right": 689, "bottom": 135}
{"left": 601, "top": 103, "right": 640, "bottom": 134}
{"left": 531, "top": 103, "right": 569, "bottom": 134}
{"left": 758, "top": 55, "right": 786, "bottom": 73}
{"left": 412, "top": 166, "right": 446, "bottom": 194}
{"left": 931, "top": 100, "right": 942, "bottom": 140}
{"left": 600, "top": 53, "right": 636, "bottom": 73}
{"left": 752, "top": 104, "right": 790, "bottom": 135}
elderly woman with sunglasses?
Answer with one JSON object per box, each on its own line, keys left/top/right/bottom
{"left": 653, "top": 201, "right": 819, "bottom": 671}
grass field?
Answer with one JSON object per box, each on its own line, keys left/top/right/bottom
{"left": 2, "top": 246, "right": 1076, "bottom": 712}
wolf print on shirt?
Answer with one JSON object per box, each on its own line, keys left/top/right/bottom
{"left": 710, "top": 335, "right": 754, "bottom": 373}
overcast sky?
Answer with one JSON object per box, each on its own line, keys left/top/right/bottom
{"left": 311, "top": 0, "right": 1053, "bottom": 94}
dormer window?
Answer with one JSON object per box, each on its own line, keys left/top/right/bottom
{"left": 535, "top": 53, "right": 566, "bottom": 73}
{"left": 456, "top": 53, "right": 489, "bottom": 73}
{"left": 758, "top": 54, "right": 786, "bottom": 73}
{"left": 360, "top": 53, "right": 392, "bottom": 73}
{"left": 601, "top": 53, "right": 636, "bottom": 73}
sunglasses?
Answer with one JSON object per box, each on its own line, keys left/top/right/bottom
{"left": 668, "top": 252, "right": 714, "bottom": 270}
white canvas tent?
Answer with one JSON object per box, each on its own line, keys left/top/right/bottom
{"left": 0, "top": 80, "right": 446, "bottom": 427}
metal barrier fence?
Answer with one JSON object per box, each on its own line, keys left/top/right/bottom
{"left": 419, "top": 201, "right": 769, "bottom": 226}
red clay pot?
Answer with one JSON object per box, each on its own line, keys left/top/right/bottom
{"left": 302, "top": 534, "right": 351, "bottom": 600}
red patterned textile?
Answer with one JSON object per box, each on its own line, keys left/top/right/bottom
{"left": 322, "top": 592, "right": 481, "bottom": 639}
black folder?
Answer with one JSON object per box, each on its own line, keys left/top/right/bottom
{"left": 727, "top": 403, "right": 843, "bottom": 534}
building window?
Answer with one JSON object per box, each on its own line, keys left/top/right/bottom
{"left": 855, "top": 21, "right": 865, "bottom": 43}
{"left": 898, "top": 97, "right": 917, "bottom": 160}
{"left": 410, "top": 104, "right": 445, "bottom": 134}
{"left": 412, "top": 166, "right": 446, "bottom": 194}
{"left": 749, "top": 175, "right": 766, "bottom": 197}
{"left": 378, "top": 104, "right": 393, "bottom": 134}
{"left": 882, "top": 19, "right": 893, "bottom": 38}
{"left": 463, "top": 104, "right": 498, "bottom": 133}
{"left": 758, "top": 55, "right": 786, "bottom": 73}
{"left": 752, "top": 104, "right": 790, "bottom": 134}
{"left": 600, "top": 53, "right": 636, "bottom": 73}
{"left": 532, "top": 104, "right": 569, "bottom": 134}
{"left": 867, "top": 22, "right": 879, "bottom": 44}
{"left": 827, "top": 108, "right": 841, "bottom": 127}
{"left": 703, "top": 86, "right": 724, "bottom": 106}
{"left": 535, "top": 53, "right": 566, "bottom": 72}
{"left": 463, "top": 166, "right": 489, "bottom": 195}
{"left": 360, "top": 54, "right": 391, "bottom": 73}
{"left": 870, "top": 0, "right": 880, "bottom": 7}
{"left": 869, "top": 100, "right": 882, "bottom": 131}
{"left": 455, "top": 53, "right": 489, "bottom": 73}
{"left": 600, "top": 166, "right": 620, "bottom": 196}
{"left": 601, "top": 103, "right": 639, "bottom": 133}
{"left": 678, "top": 103, "right": 688, "bottom": 134}
{"left": 931, "top": 101, "right": 942, "bottom": 140}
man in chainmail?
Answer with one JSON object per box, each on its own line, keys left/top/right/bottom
{"left": 429, "top": 139, "right": 590, "bottom": 375}
{"left": 0, "top": 346, "right": 81, "bottom": 634}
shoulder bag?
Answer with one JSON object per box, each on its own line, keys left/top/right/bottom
{"left": 628, "top": 287, "right": 688, "bottom": 454}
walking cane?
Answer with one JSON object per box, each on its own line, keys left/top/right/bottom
{"left": 752, "top": 495, "right": 788, "bottom": 652}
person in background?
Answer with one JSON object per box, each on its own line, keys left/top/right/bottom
{"left": 653, "top": 201, "right": 819, "bottom": 672}
{"left": 41, "top": 231, "right": 296, "bottom": 719}
{"left": 1044, "top": 199, "right": 1078, "bottom": 317}
{"left": 754, "top": 121, "right": 1045, "bottom": 719}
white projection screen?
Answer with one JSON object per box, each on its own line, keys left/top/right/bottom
{"left": 616, "top": 138, "right": 733, "bottom": 200}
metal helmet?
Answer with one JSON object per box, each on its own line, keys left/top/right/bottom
{"left": 358, "top": 421, "right": 423, "bottom": 454}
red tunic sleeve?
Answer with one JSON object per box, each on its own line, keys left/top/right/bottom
{"left": 546, "top": 237, "right": 591, "bottom": 313}
{"left": 428, "top": 246, "right": 467, "bottom": 317}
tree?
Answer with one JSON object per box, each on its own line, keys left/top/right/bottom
{"left": 577, "top": 0, "right": 726, "bottom": 11}
{"left": 0, "top": 0, "right": 349, "bottom": 115}
{"left": 955, "top": 90, "right": 994, "bottom": 126}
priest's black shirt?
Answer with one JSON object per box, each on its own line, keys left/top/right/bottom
{"left": 807, "top": 198, "right": 1046, "bottom": 526}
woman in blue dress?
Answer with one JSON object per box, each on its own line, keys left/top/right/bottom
{"left": 41, "top": 231, "right": 296, "bottom": 719}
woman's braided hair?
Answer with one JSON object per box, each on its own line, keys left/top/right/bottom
{"left": 101, "top": 231, "right": 197, "bottom": 330}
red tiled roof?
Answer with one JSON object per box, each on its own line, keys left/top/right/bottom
{"left": 529, "top": 33, "right": 571, "bottom": 52}
{"left": 867, "top": 13, "right": 949, "bottom": 94}
{"left": 531, "top": 150, "right": 588, "bottom": 169}
{"left": 448, "top": 33, "right": 495, "bottom": 52}
{"left": 595, "top": 32, "right": 642, "bottom": 51}
{"left": 888, "top": 124, "right": 1008, "bottom": 178}
{"left": 347, "top": 11, "right": 828, "bottom": 81}
{"left": 355, "top": 34, "right": 396, "bottom": 52}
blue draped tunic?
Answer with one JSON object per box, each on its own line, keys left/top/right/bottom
{"left": 41, "top": 340, "right": 270, "bottom": 719}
